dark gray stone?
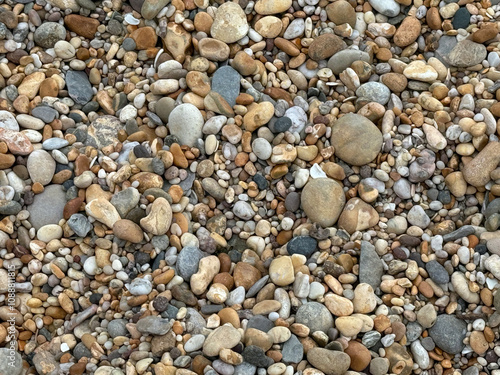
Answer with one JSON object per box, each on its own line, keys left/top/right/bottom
{"left": 246, "top": 275, "right": 269, "bottom": 298}
{"left": 73, "top": 342, "right": 92, "bottom": 361}
{"left": 287, "top": 236, "right": 318, "bottom": 258}
{"left": 425, "top": 260, "right": 450, "bottom": 284}
{"left": 176, "top": 246, "right": 203, "bottom": 281}
{"left": 270, "top": 116, "right": 292, "bottom": 133}
{"left": 242, "top": 346, "right": 272, "bottom": 368}
{"left": 452, "top": 8, "right": 470, "bottom": 30}
{"left": 0, "top": 201, "right": 21, "bottom": 215}
{"left": 442, "top": 225, "right": 475, "bottom": 242}
{"left": 66, "top": 70, "right": 94, "bottom": 105}
{"left": 67, "top": 213, "right": 93, "bottom": 237}
{"left": 32, "top": 106, "right": 58, "bottom": 123}
{"left": 247, "top": 315, "right": 274, "bottom": 332}
{"left": 428, "top": 315, "right": 466, "bottom": 354}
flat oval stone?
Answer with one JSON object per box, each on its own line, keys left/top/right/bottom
{"left": 330, "top": 113, "right": 382, "bottom": 166}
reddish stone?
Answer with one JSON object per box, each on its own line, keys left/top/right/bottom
{"left": 63, "top": 197, "right": 84, "bottom": 220}
{"left": 64, "top": 15, "right": 99, "bottom": 39}
{"left": 0, "top": 128, "right": 33, "bottom": 155}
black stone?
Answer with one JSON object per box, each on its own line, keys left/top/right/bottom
{"left": 73, "top": 342, "right": 92, "bottom": 360}
{"left": 253, "top": 173, "right": 269, "bottom": 190}
{"left": 409, "top": 252, "right": 425, "bottom": 268}
{"left": 134, "top": 252, "right": 151, "bottom": 265}
{"left": 452, "top": 8, "right": 470, "bottom": 30}
{"left": 438, "top": 190, "right": 451, "bottom": 205}
{"left": 89, "top": 293, "right": 103, "bottom": 304}
{"left": 272, "top": 116, "right": 292, "bottom": 133}
{"left": 134, "top": 145, "right": 150, "bottom": 158}
{"left": 287, "top": 236, "right": 317, "bottom": 258}
{"left": 247, "top": 315, "right": 274, "bottom": 332}
{"left": 475, "top": 244, "right": 487, "bottom": 255}
{"left": 242, "top": 346, "right": 272, "bottom": 368}
{"left": 428, "top": 315, "right": 466, "bottom": 354}
{"left": 153, "top": 296, "right": 170, "bottom": 312}
{"left": 152, "top": 251, "right": 165, "bottom": 271}
{"left": 66, "top": 70, "right": 94, "bottom": 105}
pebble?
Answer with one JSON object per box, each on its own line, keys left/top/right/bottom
{"left": 301, "top": 178, "right": 345, "bottom": 227}
{"left": 428, "top": 315, "right": 467, "bottom": 354}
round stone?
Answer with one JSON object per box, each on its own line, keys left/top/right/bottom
{"left": 296, "top": 302, "right": 334, "bottom": 333}
{"left": 210, "top": 2, "right": 249, "bottom": 43}
{"left": 330, "top": 113, "right": 383, "bottom": 166}
{"left": 301, "top": 178, "right": 345, "bottom": 227}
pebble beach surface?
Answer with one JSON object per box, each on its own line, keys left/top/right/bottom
{"left": 2, "top": 0, "right": 500, "bottom": 374}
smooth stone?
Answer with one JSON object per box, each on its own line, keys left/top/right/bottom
{"left": 463, "top": 142, "right": 500, "bottom": 187}
{"left": 428, "top": 315, "right": 466, "bottom": 354}
{"left": 286, "top": 236, "right": 317, "bottom": 258}
{"left": 43, "top": 138, "right": 69, "bottom": 150}
{"left": 447, "top": 40, "right": 487, "bottom": 67}
{"left": 66, "top": 70, "right": 94, "bottom": 104}
{"left": 284, "top": 106, "right": 307, "bottom": 134}
{"left": 330, "top": 113, "right": 382, "bottom": 166}
{"left": 136, "top": 315, "right": 172, "bottom": 335}
{"left": 176, "top": 246, "right": 204, "bottom": 281}
{"left": 356, "top": 82, "right": 391, "bottom": 105}
{"left": 211, "top": 2, "right": 249, "bottom": 43}
{"left": 295, "top": 302, "right": 334, "bottom": 333}
{"left": 368, "top": 0, "right": 400, "bottom": 16}
{"left": 168, "top": 104, "right": 204, "bottom": 147}
{"left": 141, "top": 0, "right": 169, "bottom": 19}
{"left": 307, "top": 348, "right": 351, "bottom": 375}
{"left": 85, "top": 198, "right": 121, "bottom": 228}
{"left": 27, "top": 184, "right": 66, "bottom": 230}
{"left": 27, "top": 149, "right": 56, "bottom": 185}
{"left": 301, "top": 178, "right": 345, "bottom": 227}
{"left": 407, "top": 205, "right": 430, "bottom": 228}
{"left": 0, "top": 111, "right": 19, "bottom": 131}
{"left": 282, "top": 335, "right": 303, "bottom": 364}
{"left": 328, "top": 49, "right": 371, "bottom": 75}
{"left": 338, "top": 197, "right": 379, "bottom": 234}
{"left": 203, "top": 325, "right": 242, "bottom": 357}
{"left": 34, "top": 22, "right": 66, "bottom": 48}
{"left": 31, "top": 106, "right": 58, "bottom": 123}
{"left": 212, "top": 66, "right": 241, "bottom": 107}
{"left": 425, "top": 260, "right": 450, "bottom": 284}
